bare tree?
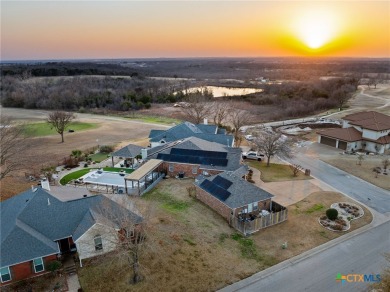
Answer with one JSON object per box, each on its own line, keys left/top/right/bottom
{"left": 47, "top": 111, "right": 75, "bottom": 142}
{"left": 0, "top": 116, "right": 28, "bottom": 180}
{"left": 229, "top": 105, "right": 252, "bottom": 143}
{"left": 357, "top": 154, "right": 364, "bottom": 166}
{"left": 212, "top": 102, "right": 230, "bottom": 126}
{"left": 289, "top": 164, "right": 303, "bottom": 177}
{"left": 331, "top": 84, "right": 354, "bottom": 111}
{"left": 382, "top": 158, "right": 389, "bottom": 172}
{"left": 180, "top": 94, "right": 211, "bottom": 124}
{"left": 77, "top": 196, "right": 149, "bottom": 285}
{"left": 252, "top": 132, "right": 293, "bottom": 167}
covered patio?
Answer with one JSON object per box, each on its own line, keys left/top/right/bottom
{"left": 111, "top": 144, "right": 144, "bottom": 168}
{"left": 124, "top": 159, "right": 164, "bottom": 196}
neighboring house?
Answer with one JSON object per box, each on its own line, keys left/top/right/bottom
{"left": 317, "top": 111, "right": 390, "bottom": 154}
{"left": 194, "top": 170, "right": 287, "bottom": 235}
{"left": 148, "top": 121, "right": 234, "bottom": 148}
{"left": 144, "top": 136, "right": 242, "bottom": 178}
{"left": 0, "top": 187, "right": 142, "bottom": 285}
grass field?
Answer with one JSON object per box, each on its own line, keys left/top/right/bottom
{"left": 124, "top": 114, "right": 180, "bottom": 125}
{"left": 245, "top": 161, "right": 312, "bottom": 182}
{"left": 23, "top": 122, "right": 98, "bottom": 137}
{"left": 78, "top": 179, "right": 372, "bottom": 292}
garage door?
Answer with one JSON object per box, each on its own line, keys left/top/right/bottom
{"left": 338, "top": 141, "right": 347, "bottom": 150}
{"left": 320, "top": 136, "right": 337, "bottom": 147}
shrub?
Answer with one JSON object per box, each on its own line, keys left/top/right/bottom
{"left": 46, "top": 260, "right": 62, "bottom": 273}
{"left": 332, "top": 224, "right": 344, "bottom": 231}
{"left": 99, "top": 145, "right": 114, "bottom": 153}
{"left": 326, "top": 208, "right": 338, "bottom": 221}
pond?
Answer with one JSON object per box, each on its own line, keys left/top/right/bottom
{"left": 177, "top": 86, "right": 263, "bottom": 97}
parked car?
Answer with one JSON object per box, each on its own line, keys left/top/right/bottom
{"left": 242, "top": 151, "right": 265, "bottom": 161}
{"left": 245, "top": 134, "right": 254, "bottom": 141}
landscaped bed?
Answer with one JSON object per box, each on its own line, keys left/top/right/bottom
{"left": 319, "top": 202, "right": 364, "bottom": 232}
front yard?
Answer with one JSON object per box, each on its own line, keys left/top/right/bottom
{"left": 323, "top": 156, "right": 390, "bottom": 190}
{"left": 245, "top": 161, "right": 312, "bottom": 182}
{"left": 78, "top": 179, "right": 372, "bottom": 291}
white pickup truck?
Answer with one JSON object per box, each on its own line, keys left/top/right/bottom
{"left": 242, "top": 151, "right": 265, "bottom": 161}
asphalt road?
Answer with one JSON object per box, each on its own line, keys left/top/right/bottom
{"left": 222, "top": 221, "right": 390, "bottom": 292}
{"left": 291, "top": 152, "right": 390, "bottom": 214}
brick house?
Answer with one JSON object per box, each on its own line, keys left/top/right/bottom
{"left": 317, "top": 111, "right": 390, "bottom": 153}
{"left": 143, "top": 136, "right": 242, "bottom": 178}
{"left": 0, "top": 187, "right": 142, "bottom": 285}
{"left": 148, "top": 121, "right": 234, "bottom": 148}
{"left": 194, "top": 170, "right": 287, "bottom": 234}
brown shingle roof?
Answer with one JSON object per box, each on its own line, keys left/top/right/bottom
{"left": 343, "top": 111, "right": 390, "bottom": 131}
{"left": 364, "top": 135, "right": 390, "bottom": 145}
{"left": 317, "top": 127, "right": 362, "bottom": 142}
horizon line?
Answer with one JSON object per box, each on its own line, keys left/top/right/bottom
{"left": 2, "top": 55, "right": 390, "bottom": 64}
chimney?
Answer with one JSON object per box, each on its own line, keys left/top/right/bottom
{"left": 204, "top": 118, "right": 208, "bottom": 125}
{"left": 41, "top": 178, "right": 51, "bottom": 192}
{"left": 141, "top": 148, "right": 148, "bottom": 160}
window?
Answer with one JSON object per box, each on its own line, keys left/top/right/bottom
{"left": 168, "top": 164, "right": 174, "bottom": 172}
{"left": 33, "top": 258, "right": 44, "bottom": 273}
{"left": 253, "top": 202, "right": 258, "bottom": 211}
{"left": 126, "top": 229, "right": 135, "bottom": 238}
{"left": 248, "top": 203, "right": 253, "bottom": 213}
{"left": 0, "top": 267, "right": 11, "bottom": 283}
{"left": 94, "top": 235, "right": 103, "bottom": 251}
{"left": 192, "top": 166, "right": 198, "bottom": 175}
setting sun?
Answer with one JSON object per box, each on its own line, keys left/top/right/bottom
{"left": 294, "top": 10, "right": 339, "bottom": 50}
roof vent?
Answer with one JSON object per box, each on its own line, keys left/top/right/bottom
{"left": 47, "top": 198, "right": 51, "bottom": 206}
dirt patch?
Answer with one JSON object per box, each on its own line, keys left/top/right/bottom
{"left": 323, "top": 156, "right": 390, "bottom": 191}
{"left": 78, "top": 180, "right": 372, "bottom": 292}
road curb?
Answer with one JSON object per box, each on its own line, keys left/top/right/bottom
{"left": 220, "top": 219, "right": 390, "bottom": 292}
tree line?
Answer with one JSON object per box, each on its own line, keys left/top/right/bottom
{"left": 246, "top": 77, "right": 360, "bottom": 119}
{"left": 0, "top": 76, "right": 187, "bottom": 111}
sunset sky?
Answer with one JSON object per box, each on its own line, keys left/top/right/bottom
{"left": 1, "top": 1, "right": 389, "bottom": 60}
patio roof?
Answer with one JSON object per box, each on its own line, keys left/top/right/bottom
{"left": 112, "top": 144, "right": 143, "bottom": 158}
{"left": 125, "top": 159, "right": 163, "bottom": 181}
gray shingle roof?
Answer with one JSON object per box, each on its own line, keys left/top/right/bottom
{"left": 1, "top": 188, "right": 142, "bottom": 267}
{"left": 147, "top": 137, "right": 242, "bottom": 172}
{"left": 195, "top": 172, "right": 274, "bottom": 209}
{"left": 112, "top": 144, "right": 143, "bottom": 158}
{"left": 149, "top": 122, "right": 233, "bottom": 146}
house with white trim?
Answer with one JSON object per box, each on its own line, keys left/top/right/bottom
{"left": 317, "top": 111, "right": 390, "bottom": 153}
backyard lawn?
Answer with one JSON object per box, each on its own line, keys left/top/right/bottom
{"left": 89, "top": 152, "right": 110, "bottom": 163}
{"left": 78, "top": 179, "right": 372, "bottom": 292}
{"left": 245, "top": 161, "right": 312, "bottom": 182}
{"left": 23, "top": 121, "right": 98, "bottom": 137}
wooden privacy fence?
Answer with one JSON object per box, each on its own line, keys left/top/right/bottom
{"left": 232, "top": 208, "right": 288, "bottom": 235}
